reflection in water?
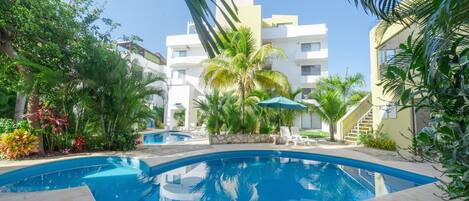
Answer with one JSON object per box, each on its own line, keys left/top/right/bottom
{"left": 145, "top": 157, "right": 422, "bottom": 201}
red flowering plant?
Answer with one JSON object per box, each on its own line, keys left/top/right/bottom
{"left": 73, "top": 136, "right": 86, "bottom": 152}
{"left": 26, "top": 104, "right": 69, "bottom": 152}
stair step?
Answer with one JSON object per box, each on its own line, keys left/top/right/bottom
{"left": 345, "top": 137, "right": 358, "bottom": 141}
{"left": 344, "top": 139, "right": 358, "bottom": 145}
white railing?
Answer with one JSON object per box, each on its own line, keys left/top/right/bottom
{"left": 355, "top": 107, "right": 373, "bottom": 134}
{"left": 336, "top": 94, "right": 372, "bottom": 140}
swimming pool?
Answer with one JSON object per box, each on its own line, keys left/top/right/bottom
{"left": 0, "top": 151, "right": 437, "bottom": 201}
{"left": 143, "top": 131, "right": 192, "bottom": 145}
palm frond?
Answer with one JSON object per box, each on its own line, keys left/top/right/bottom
{"left": 185, "top": 0, "right": 240, "bottom": 58}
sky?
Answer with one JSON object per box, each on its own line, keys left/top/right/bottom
{"left": 99, "top": 0, "right": 380, "bottom": 89}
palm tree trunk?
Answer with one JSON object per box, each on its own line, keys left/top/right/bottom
{"left": 329, "top": 121, "right": 335, "bottom": 141}
{"left": 241, "top": 88, "right": 246, "bottom": 134}
{"left": 14, "top": 92, "right": 27, "bottom": 122}
{"left": 0, "top": 28, "right": 29, "bottom": 122}
{"left": 27, "top": 86, "right": 45, "bottom": 154}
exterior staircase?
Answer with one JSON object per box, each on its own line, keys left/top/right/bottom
{"left": 344, "top": 108, "right": 373, "bottom": 144}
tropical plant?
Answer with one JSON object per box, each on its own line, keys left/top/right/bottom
{"left": 307, "top": 73, "right": 367, "bottom": 141}
{"left": 173, "top": 109, "right": 186, "bottom": 127}
{"left": 380, "top": 36, "right": 469, "bottom": 199}
{"left": 0, "top": 118, "right": 28, "bottom": 135}
{"left": 359, "top": 132, "right": 397, "bottom": 151}
{"left": 194, "top": 90, "right": 227, "bottom": 135}
{"left": 0, "top": 129, "right": 39, "bottom": 159}
{"left": 184, "top": 0, "right": 240, "bottom": 58}
{"left": 153, "top": 106, "right": 165, "bottom": 129}
{"left": 315, "top": 72, "right": 366, "bottom": 102}
{"left": 77, "top": 46, "right": 166, "bottom": 150}
{"left": 281, "top": 87, "right": 303, "bottom": 128}
{"left": 202, "top": 27, "right": 289, "bottom": 132}
{"left": 308, "top": 90, "right": 347, "bottom": 141}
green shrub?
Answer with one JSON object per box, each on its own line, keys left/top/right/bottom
{"left": 0, "top": 119, "right": 29, "bottom": 134}
{"left": 0, "top": 129, "right": 39, "bottom": 159}
{"left": 111, "top": 131, "right": 139, "bottom": 151}
{"left": 0, "top": 119, "right": 15, "bottom": 134}
{"left": 243, "top": 112, "right": 258, "bottom": 134}
{"left": 259, "top": 121, "right": 276, "bottom": 134}
{"left": 174, "top": 109, "right": 185, "bottom": 127}
{"left": 224, "top": 105, "right": 241, "bottom": 134}
{"left": 359, "top": 133, "right": 397, "bottom": 151}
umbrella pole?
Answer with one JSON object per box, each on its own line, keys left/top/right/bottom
{"left": 278, "top": 108, "right": 282, "bottom": 132}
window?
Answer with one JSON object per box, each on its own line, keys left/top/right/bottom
{"left": 378, "top": 48, "right": 396, "bottom": 65}
{"left": 381, "top": 103, "right": 397, "bottom": 119}
{"left": 378, "top": 48, "right": 397, "bottom": 80}
{"left": 174, "top": 50, "right": 187, "bottom": 58}
{"left": 301, "top": 88, "right": 313, "bottom": 99}
{"left": 301, "top": 42, "right": 320, "bottom": 52}
{"left": 171, "top": 69, "right": 186, "bottom": 79}
{"left": 386, "top": 49, "right": 396, "bottom": 64}
{"left": 301, "top": 65, "right": 321, "bottom": 76}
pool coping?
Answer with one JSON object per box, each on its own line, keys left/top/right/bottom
{"left": 0, "top": 144, "right": 448, "bottom": 201}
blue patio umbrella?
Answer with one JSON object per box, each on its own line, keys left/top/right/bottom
{"left": 258, "top": 96, "right": 307, "bottom": 128}
{"left": 258, "top": 96, "right": 307, "bottom": 110}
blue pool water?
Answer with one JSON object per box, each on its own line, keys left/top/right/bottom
{"left": 143, "top": 132, "right": 191, "bottom": 145}
{"left": 0, "top": 151, "right": 437, "bottom": 201}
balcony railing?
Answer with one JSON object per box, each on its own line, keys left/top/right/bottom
{"left": 169, "top": 56, "right": 207, "bottom": 68}
{"left": 295, "top": 50, "right": 328, "bottom": 61}
{"left": 169, "top": 78, "right": 186, "bottom": 86}
{"left": 301, "top": 75, "right": 322, "bottom": 84}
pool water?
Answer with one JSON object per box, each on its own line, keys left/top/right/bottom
{"left": 144, "top": 132, "right": 191, "bottom": 145}
{"left": 0, "top": 151, "right": 436, "bottom": 201}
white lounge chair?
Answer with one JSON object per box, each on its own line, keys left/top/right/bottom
{"left": 291, "top": 127, "right": 318, "bottom": 145}
{"left": 280, "top": 126, "right": 303, "bottom": 145}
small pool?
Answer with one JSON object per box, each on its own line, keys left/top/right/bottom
{"left": 0, "top": 151, "right": 437, "bottom": 201}
{"left": 144, "top": 131, "right": 192, "bottom": 145}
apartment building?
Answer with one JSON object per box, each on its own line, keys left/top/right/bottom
{"left": 117, "top": 41, "right": 167, "bottom": 109}
{"left": 165, "top": 0, "right": 329, "bottom": 131}
{"left": 369, "top": 23, "right": 429, "bottom": 148}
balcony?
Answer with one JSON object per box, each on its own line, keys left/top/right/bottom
{"left": 295, "top": 50, "right": 328, "bottom": 62}
{"left": 262, "top": 24, "right": 327, "bottom": 40}
{"left": 169, "top": 78, "right": 187, "bottom": 86}
{"left": 301, "top": 75, "right": 322, "bottom": 84}
{"left": 169, "top": 56, "right": 207, "bottom": 68}
{"left": 166, "top": 34, "right": 201, "bottom": 47}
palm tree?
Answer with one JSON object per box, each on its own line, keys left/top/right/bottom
{"left": 282, "top": 87, "right": 303, "bottom": 128}
{"left": 194, "top": 90, "right": 228, "bottom": 135}
{"left": 202, "top": 27, "right": 289, "bottom": 132}
{"left": 316, "top": 72, "right": 365, "bottom": 102}
{"left": 308, "top": 90, "right": 347, "bottom": 141}
{"left": 308, "top": 73, "right": 367, "bottom": 141}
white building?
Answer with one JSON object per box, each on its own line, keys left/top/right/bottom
{"left": 165, "top": 0, "right": 329, "bottom": 131}
{"left": 118, "top": 41, "right": 167, "bottom": 109}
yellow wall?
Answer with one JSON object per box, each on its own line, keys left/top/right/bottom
{"left": 238, "top": 4, "right": 262, "bottom": 48}
{"left": 336, "top": 95, "right": 372, "bottom": 140}
{"left": 370, "top": 23, "right": 414, "bottom": 148}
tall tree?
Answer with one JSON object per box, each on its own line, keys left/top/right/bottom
{"left": 202, "top": 27, "right": 289, "bottom": 132}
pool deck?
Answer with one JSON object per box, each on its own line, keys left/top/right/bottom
{"left": 0, "top": 143, "right": 451, "bottom": 201}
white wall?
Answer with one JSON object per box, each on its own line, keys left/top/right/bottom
{"left": 267, "top": 33, "right": 329, "bottom": 131}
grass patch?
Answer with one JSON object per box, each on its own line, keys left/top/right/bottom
{"left": 300, "top": 130, "right": 329, "bottom": 138}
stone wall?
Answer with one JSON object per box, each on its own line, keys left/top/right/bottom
{"left": 209, "top": 134, "right": 275, "bottom": 145}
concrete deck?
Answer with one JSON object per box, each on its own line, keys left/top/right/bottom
{"left": 0, "top": 143, "right": 447, "bottom": 201}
